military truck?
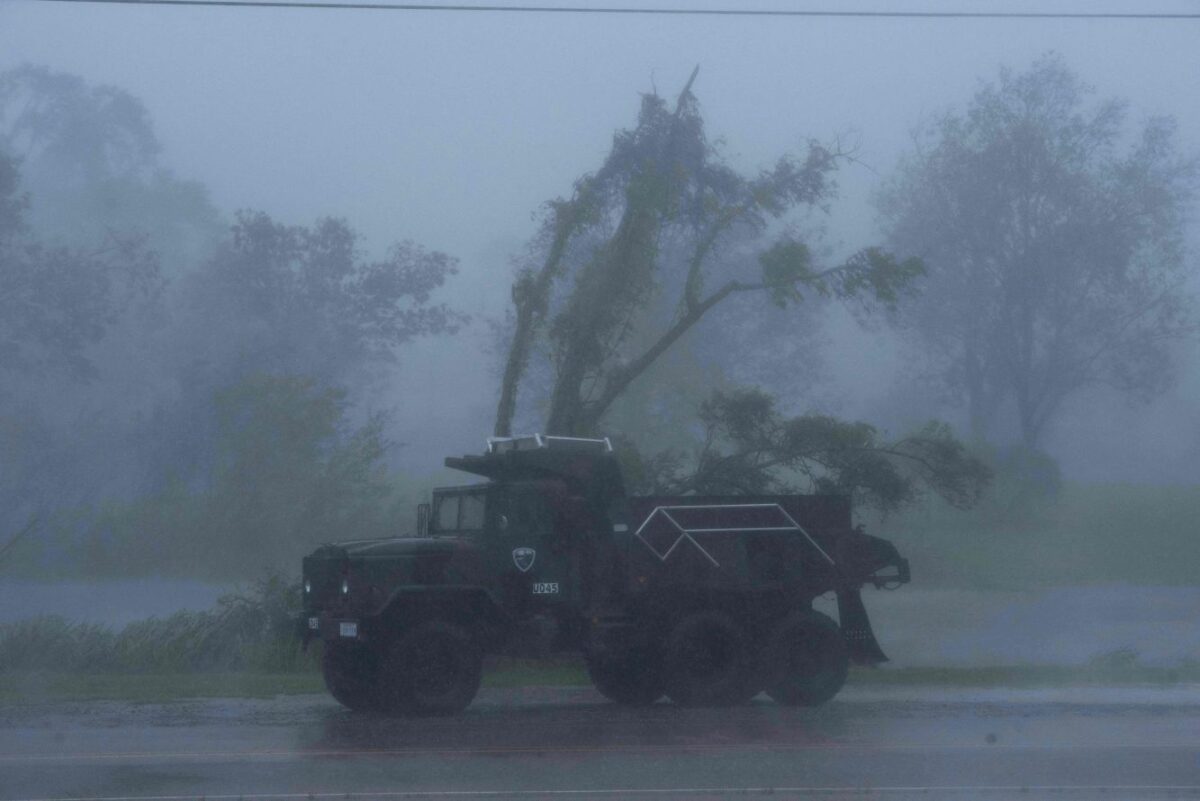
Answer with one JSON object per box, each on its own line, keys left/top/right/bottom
{"left": 300, "top": 435, "right": 909, "bottom": 715}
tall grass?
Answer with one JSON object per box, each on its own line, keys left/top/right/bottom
{"left": 0, "top": 575, "right": 316, "bottom": 673}
{"left": 880, "top": 483, "right": 1200, "bottom": 589}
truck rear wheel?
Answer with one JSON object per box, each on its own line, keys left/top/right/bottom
{"left": 322, "top": 642, "right": 380, "bottom": 713}
{"left": 663, "top": 611, "right": 754, "bottom": 707}
{"left": 585, "top": 646, "right": 664, "bottom": 706}
{"left": 765, "top": 610, "right": 848, "bottom": 707}
{"left": 378, "top": 620, "right": 483, "bottom": 716}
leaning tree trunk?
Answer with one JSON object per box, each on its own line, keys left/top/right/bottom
{"left": 493, "top": 199, "right": 587, "bottom": 437}
{"left": 543, "top": 207, "right": 661, "bottom": 436}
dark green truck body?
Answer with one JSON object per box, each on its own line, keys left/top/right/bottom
{"left": 300, "top": 435, "right": 909, "bottom": 713}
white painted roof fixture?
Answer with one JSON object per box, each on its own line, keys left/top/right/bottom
{"left": 486, "top": 434, "right": 614, "bottom": 454}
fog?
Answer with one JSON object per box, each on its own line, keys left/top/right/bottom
{"left": 4, "top": 0, "right": 1198, "bottom": 483}
{"left": 3, "top": 6, "right": 1200, "bottom": 799}
{"left": 0, "top": 1, "right": 1171, "bottom": 510}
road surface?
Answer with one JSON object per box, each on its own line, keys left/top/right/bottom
{"left": 2, "top": 685, "right": 1199, "bottom": 800}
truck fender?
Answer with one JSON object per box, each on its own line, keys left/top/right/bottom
{"left": 378, "top": 585, "right": 509, "bottom": 638}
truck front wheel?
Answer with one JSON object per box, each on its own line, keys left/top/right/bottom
{"left": 765, "top": 610, "right": 849, "bottom": 707}
{"left": 321, "top": 642, "right": 380, "bottom": 713}
{"left": 378, "top": 620, "right": 483, "bottom": 716}
{"left": 663, "top": 611, "right": 754, "bottom": 707}
{"left": 585, "top": 646, "right": 664, "bottom": 706}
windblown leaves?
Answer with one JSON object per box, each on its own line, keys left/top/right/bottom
{"left": 0, "top": 575, "right": 307, "bottom": 672}
{"left": 497, "top": 76, "right": 921, "bottom": 438}
{"left": 648, "top": 387, "right": 989, "bottom": 513}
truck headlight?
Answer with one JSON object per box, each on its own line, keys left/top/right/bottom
{"left": 340, "top": 577, "right": 350, "bottom": 595}
{"left": 303, "top": 579, "right": 312, "bottom": 595}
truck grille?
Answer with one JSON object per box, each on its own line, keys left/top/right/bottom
{"left": 302, "top": 553, "right": 347, "bottom": 610}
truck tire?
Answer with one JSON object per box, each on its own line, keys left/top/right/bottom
{"left": 321, "top": 642, "right": 380, "bottom": 713}
{"left": 378, "top": 620, "right": 483, "bottom": 716}
{"left": 663, "top": 611, "right": 753, "bottom": 707}
{"left": 765, "top": 610, "right": 849, "bottom": 707}
{"left": 585, "top": 647, "right": 664, "bottom": 706}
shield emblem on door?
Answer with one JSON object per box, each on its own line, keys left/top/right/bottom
{"left": 512, "top": 547, "right": 536, "bottom": 573}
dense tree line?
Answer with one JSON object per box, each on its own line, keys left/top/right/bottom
{"left": 496, "top": 60, "right": 1194, "bottom": 508}
{"left": 1, "top": 55, "right": 1195, "bottom": 577}
{"left": 0, "top": 68, "right": 461, "bottom": 577}
{"left": 879, "top": 55, "right": 1196, "bottom": 452}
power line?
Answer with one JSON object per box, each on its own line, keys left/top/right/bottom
{"left": 26, "top": 0, "right": 1200, "bottom": 19}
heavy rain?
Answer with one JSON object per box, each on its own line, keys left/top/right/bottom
{"left": 1, "top": 1, "right": 1198, "bottom": 799}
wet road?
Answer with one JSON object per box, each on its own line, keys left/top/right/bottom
{"left": 1, "top": 686, "right": 1198, "bottom": 800}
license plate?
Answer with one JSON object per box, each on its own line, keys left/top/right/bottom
{"left": 308, "top": 617, "right": 319, "bottom": 630}
{"left": 339, "top": 621, "right": 359, "bottom": 638}
{"left": 532, "top": 582, "right": 559, "bottom": 595}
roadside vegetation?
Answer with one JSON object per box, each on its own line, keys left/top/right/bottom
{"left": 0, "top": 576, "right": 310, "bottom": 675}
{"left": 882, "top": 482, "right": 1200, "bottom": 589}
{"left": 4, "top": 660, "right": 1198, "bottom": 706}
{"left": 2, "top": 566, "right": 1198, "bottom": 706}
{"left": 2, "top": 60, "right": 1197, "bottom": 707}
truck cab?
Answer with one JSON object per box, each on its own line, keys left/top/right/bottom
{"left": 429, "top": 478, "right": 581, "bottom": 613}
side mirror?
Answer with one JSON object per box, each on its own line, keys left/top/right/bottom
{"left": 417, "top": 503, "right": 431, "bottom": 538}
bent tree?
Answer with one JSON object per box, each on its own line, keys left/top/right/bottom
{"left": 494, "top": 72, "right": 987, "bottom": 508}
{"left": 496, "top": 70, "right": 919, "bottom": 438}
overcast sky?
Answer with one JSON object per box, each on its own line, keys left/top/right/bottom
{"left": 3, "top": 0, "right": 1198, "bottom": 482}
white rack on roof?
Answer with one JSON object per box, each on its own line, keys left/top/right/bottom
{"left": 485, "top": 434, "right": 614, "bottom": 454}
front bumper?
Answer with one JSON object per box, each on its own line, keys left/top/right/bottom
{"left": 298, "top": 612, "right": 367, "bottom": 649}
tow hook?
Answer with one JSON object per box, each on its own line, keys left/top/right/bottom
{"left": 871, "top": 558, "right": 911, "bottom": 590}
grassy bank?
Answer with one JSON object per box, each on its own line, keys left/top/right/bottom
{"left": 0, "top": 662, "right": 580, "bottom": 705}
{"left": 850, "top": 662, "right": 1200, "bottom": 688}
{"left": 8, "top": 484, "right": 1199, "bottom": 592}
{"left": 0, "top": 578, "right": 310, "bottom": 675}
{"left": 0, "top": 671, "right": 325, "bottom": 704}
{"left": 884, "top": 483, "right": 1200, "bottom": 589}
{"left": 0, "top": 657, "right": 589, "bottom": 705}
{"left": 5, "top": 660, "right": 1199, "bottom": 706}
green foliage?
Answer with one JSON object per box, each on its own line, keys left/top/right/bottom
{"left": 0, "top": 64, "right": 222, "bottom": 265}
{"left": 879, "top": 54, "right": 1197, "bottom": 448}
{"left": 758, "top": 239, "right": 813, "bottom": 307}
{"left": 0, "top": 150, "right": 160, "bottom": 384}
{"left": 885, "top": 483, "right": 1200, "bottom": 589}
{"left": 759, "top": 242, "right": 924, "bottom": 310}
{"left": 828, "top": 248, "right": 925, "bottom": 307}
{"left": 0, "top": 68, "right": 463, "bottom": 578}
{"left": 187, "top": 212, "right": 463, "bottom": 388}
{"left": 0, "top": 65, "right": 159, "bottom": 176}
{"left": 0, "top": 672, "right": 324, "bottom": 704}
{"left": 0, "top": 71, "right": 204, "bottom": 544}
{"left": 79, "top": 373, "right": 400, "bottom": 579}
{"left": 640, "top": 387, "right": 990, "bottom": 513}
{"left": 0, "top": 151, "right": 24, "bottom": 234}
{"left": 610, "top": 432, "right": 688, "bottom": 497}
{"left": 498, "top": 74, "right": 917, "bottom": 438}
{"left": 0, "top": 575, "right": 313, "bottom": 673}
{"left": 208, "top": 375, "right": 392, "bottom": 570}
{"left": 848, "top": 663, "right": 1200, "bottom": 687}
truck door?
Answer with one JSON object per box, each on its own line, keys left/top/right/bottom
{"left": 491, "top": 484, "right": 576, "bottom": 612}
